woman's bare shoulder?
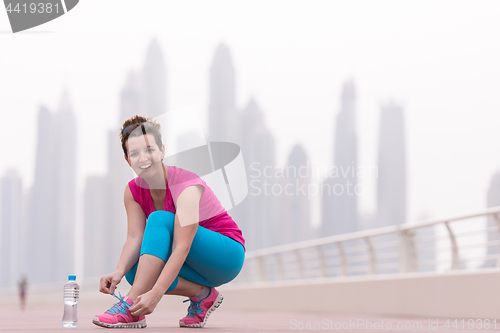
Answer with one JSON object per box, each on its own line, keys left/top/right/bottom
{"left": 124, "top": 183, "right": 136, "bottom": 204}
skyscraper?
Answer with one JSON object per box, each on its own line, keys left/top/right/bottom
{"left": 28, "top": 105, "right": 57, "bottom": 283}
{"left": 283, "top": 144, "right": 312, "bottom": 243}
{"left": 209, "top": 43, "right": 237, "bottom": 143}
{"left": 236, "top": 98, "right": 277, "bottom": 249}
{"left": 208, "top": 43, "right": 262, "bottom": 247}
{"left": 322, "top": 80, "right": 358, "bottom": 236}
{"left": 376, "top": 102, "right": 406, "bottom": 228}
{"left": 120, "top": 71, "right": 144, "bottom": 119}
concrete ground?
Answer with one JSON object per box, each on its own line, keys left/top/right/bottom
{"left": 0, "top": 291, "right": 496, "bottom": 332}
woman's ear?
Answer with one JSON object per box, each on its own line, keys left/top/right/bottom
{"left": 124, "top": 141, "right": 131, "bottom": 166}
{"left": 161, "top": 145, "right": 165, "bottom": 161}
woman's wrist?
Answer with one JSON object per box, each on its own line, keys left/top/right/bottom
{"left": 115, "top": 267, "right": 126, "bottom": 277}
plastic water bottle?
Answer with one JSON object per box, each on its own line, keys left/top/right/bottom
{"left": 62, "top": 275, "right": 79, "bottom": 328}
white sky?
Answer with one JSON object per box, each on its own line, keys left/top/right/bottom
{"left": 1, "top": 0, "right": 500, "bottom": 231}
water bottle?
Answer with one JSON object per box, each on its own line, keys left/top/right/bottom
{"left": 62, "top": 275, "right": 79, "bottom": 328}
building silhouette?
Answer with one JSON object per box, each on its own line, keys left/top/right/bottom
{"left": 209, "top": 43, "right": 237, "bottom": 143}
{"left": 143, "top": 38, "right": 167, "bottom": 117}
{"left": 120, "top": 71, "right": 144, "bottom": 118}
{"left": 281, "top": 144, "right": 313, "bottom": 244}
{"left": 208, "top": 44, "right": 246, "bottom": 246}
{"left": 322, "top": 80, "right": 358, "bottom": 236}
{"left": 233, "top": 97, "right": 277, "bottom": 250}
{"left": 28, "top": 106, "right": 55, "bottom": 283}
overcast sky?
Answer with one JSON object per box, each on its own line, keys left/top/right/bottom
{"left": 1, "top": 0, "right": 500, "bottom": 232}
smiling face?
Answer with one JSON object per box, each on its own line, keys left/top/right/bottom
{"left": 125, "top": 134, "right": 165, "bottom": 179}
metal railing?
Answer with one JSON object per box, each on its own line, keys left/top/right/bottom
{"left": 233, "top": 206, "right": 500, "bottom": 285}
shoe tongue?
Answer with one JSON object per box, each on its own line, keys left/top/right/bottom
{"left": 122, "top": 296, "right": 134, "bottom": 305}
{"left": 189, "top": 296, "right": 201, "bottom": 302}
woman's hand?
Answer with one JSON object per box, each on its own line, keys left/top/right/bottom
{"left": 99, "top": 271, "right": 123, "bottom": 295}
{"left": 129, "top": 290, "right": 163, "bottom": 317}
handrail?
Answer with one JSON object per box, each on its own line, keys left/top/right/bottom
{"left": 236, "top": 206, "right": 500, "bottom": 285}
{"left": 444, "top": 221, "right": 459, "bottom": 270}
{"left": 493, "top": 213, "right": 500, "bottom": 268}
{"left": 246, "top": 206, "right": 500, "bottom": 260}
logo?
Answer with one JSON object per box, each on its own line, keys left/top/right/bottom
{"left": 3, "top": 0, "right": 79, "bottom": 33}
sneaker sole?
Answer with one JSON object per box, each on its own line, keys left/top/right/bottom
{"left": 92, "top": 317, "right": 147, "bottom": 328}
{"left": 179, "top": 292, "right": 224, "bottom": 328}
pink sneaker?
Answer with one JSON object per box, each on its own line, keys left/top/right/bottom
{"left": 92, "top": 293, "right": 147, "bottom": 328}
{"left": 179, "top": 287, "right": 223, "bottom": 328}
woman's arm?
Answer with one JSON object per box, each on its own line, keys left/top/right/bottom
{"left": 151, "top": 185, "right": 203, "bottom": 294}
{"left": 99, "top": 184, "right": 146, "bottom": 294}
{"left": 116, "top": 184, "right": 147, "bottom": 275}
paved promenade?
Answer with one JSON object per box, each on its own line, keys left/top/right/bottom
{"left": 0, "top": 291, "right": 497, "bottom": 332}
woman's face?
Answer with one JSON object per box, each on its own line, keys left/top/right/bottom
{"left": 125, "top": 134, "right": 165, "bottom": 179}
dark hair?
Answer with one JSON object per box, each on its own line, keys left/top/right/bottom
{"left": 120, "top": 115, "right": 163, "bottom": 158}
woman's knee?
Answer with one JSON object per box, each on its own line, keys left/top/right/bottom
{"left": 141, "top": 211, "right": 176, "bottom": 260}
{"left": 146, "top": 211, "right": 175, "bottom": 229}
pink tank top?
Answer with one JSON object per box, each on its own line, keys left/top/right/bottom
{"left": 128, "top": 165, "right": 245, "bottom": 249}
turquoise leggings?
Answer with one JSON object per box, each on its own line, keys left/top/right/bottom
{"left": 125, "top": 211, "right": 245, "bottom": 292}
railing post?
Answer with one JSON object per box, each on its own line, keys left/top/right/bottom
{"left": 336, "top": 242, "right": 347, "bottom": 276}
{"left": 257, "top": 256, "right": 267, "bottom": 282}
{"left": 295, "top": 250, "right": 305, "bottom": 280}
{"left": 444, "top": 221, "right": 460, "bottom": 270}
{"left": 364, "top": 237, "right": 376, "bottom": 274}
{"left": 493, "top": 213, "right": 500, "bottom": 268}
{"left": 276, "top": 253, "right": 285, "bottom": 281}
{"left": 399, "top": 229, "right": 417, "bottom": 273}
{"left": 316, "top": 245, "right": 327, "bottom": 278}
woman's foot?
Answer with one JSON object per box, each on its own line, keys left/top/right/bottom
{"left": 93, "top": 293, "right": 147, "bottom": 328}
{"left": 179, "top": 287, "right": 223, "bottom": 328}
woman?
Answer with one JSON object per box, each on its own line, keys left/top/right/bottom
{"left": 93, "top": 116, "right": 245, "bottom": 329}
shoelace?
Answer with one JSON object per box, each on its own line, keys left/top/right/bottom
{"left": 183, "top": 298, "right": 203, "bottom": 317}
{"left": 106, "top": 292, "right": 131, "bottom": 315}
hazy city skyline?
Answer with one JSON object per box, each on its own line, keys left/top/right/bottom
{"left": 2, "top": 2, "right": 500, "bottom": 228}
{"left": 2, "top": 2, "right": 500, "bottom": 281}
{"left": 0, "top": 38, "right": 411, "bottom": 283}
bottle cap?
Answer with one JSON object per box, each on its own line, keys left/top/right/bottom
{"left": 68, "top": 275, "right": 76, "bottom": 281}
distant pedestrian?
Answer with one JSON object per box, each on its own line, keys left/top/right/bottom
{"left": 18, "top": 275, "right": 27, "bottom": 311}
